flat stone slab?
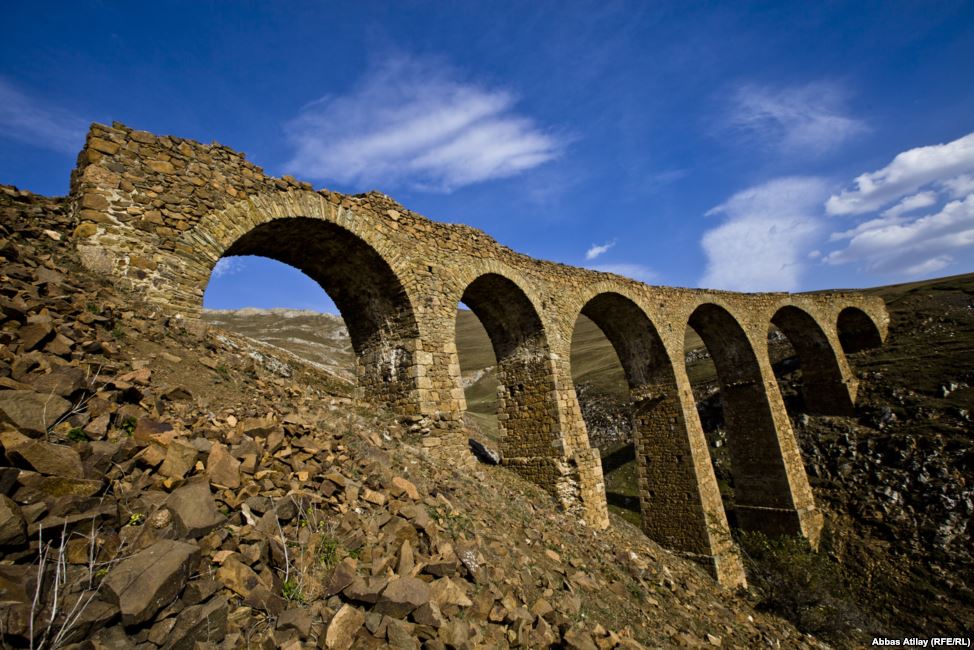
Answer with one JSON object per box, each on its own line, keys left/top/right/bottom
{"left": 104, "top": 539, "right": 199, "bottom": 626}
{"left": 166, "top": 480, "right": 225, "bottom": 538}
{"left": 0, "top": 390, "right": 71, "bottom": 435}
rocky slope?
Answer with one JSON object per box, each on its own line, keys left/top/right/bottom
{"left": 186, "top": 242, "right": 974, "bottom": 643}
{"left": 788, "top": 275, "right": 974, "bottom": 638}
{"left": 0, "top": 184, "right": 829, "bottom": 649}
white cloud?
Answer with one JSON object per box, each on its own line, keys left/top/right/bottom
{"left": 728, "top": 82, "right": 864, "bottom": 155}
{"left": 284, "top": 55, "right": 564, "bottom": 192}
{"left": 589, "top": 263, "right": 657, "bottom": 283}
{"left": 699, "top": 177, "right": 829, "bottom": 291}
{"left": 824, "top": 193, "right": 974, "bottom": 275}
{"left": 212, "top": 257, "right": 246, "bottom": 278}
{"left": 942, "top": 174, "right": 974, "bottom": 199}
{"left": 826, "top": 131, "right": 974, "bottom": 216}
{"left": 822, "top": 132, "right": 974, "bottom": 279}
{"left": 585, "top": 240, "right": 616, "bottom": 260}
{"left": 0, "top": 77, "right": 87, "bottom": 153}
{"left": 901, "top": 255, "right": 953, "bottom": 276}
{"left": 881, "top": 191, "right": 938, "bottom": 218}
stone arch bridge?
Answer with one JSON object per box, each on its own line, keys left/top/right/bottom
{"left": 70, "top": 123, "right": 888, "bottom": 587}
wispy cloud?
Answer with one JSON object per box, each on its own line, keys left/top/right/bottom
{"left": 589, "top": 263, "right": 657, "bottom": 283}
{"left": 284, "top": 54, "right": 565, "bottom": 192}
{"left": 826, "top": 132, "right": 974, "bottom": 215}
{"left": 727, "top": 81, "right": 865, "bottom": 156}
{"left": 942, "top": 174, "right": 974, "bottom": 199}
{"left": 881, "top": 191, "right": 938, "bottom": 219}
{"left": 0, "top": 77, "right": 87, "bottom": 153}
{"left": 212, "top": 257, "right": 246, "bottom": 278}
{"left": 585, "top": 239, "right": 616, "bottom": 260}
{"left": 824, "top": 193, "right": 974, "bottom": 275}
{"left": 823, "top": 132, "right": 974, "bottom": 278}
{"left": 700, "top": 177, "right": 829, "bottom": 291}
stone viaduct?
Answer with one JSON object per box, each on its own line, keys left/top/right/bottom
{"left": 68, "top": 122, "right": 888, "bottom": 588}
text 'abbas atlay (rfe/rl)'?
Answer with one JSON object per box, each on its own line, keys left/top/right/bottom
{"left": 872, "top": 639, "right": 971, "bottom": 647}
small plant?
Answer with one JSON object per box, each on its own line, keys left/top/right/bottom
{"left": 426, "top": 503, "right": 472, "bottom": 537}
{"left": 214, "top": 365, "right": 231, "bottom": 380}
{"left": 281, "top": 578, "right": 304, "bottom": 603}
{"left": 66, "top": 427, "right": 88, "bottom": 442}
{"left": 317, "top": 536, "right": 340, "bottom": 568}
{"left": 111, "top": 324, "right": 125, "bottom": 340}
{"left": 627, "top": 581, "right": 645, "bottom": 599}
{"left": 26, "top": 524, "right": 132, "bottom": 649}
{"left": 119, "top": 416, "right": 137, "bottom": 436}
{"left": 127, "top": 513, "right": 145, "bottom": 526}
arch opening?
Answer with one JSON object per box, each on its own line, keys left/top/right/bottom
{"left": 456, "top": 273, "right": 560, "bottom": 459}
{"left": 571, "top": 313, "right": 632, "bottom": 448}
{"left": 683, "top": 324, "right": 732, "bottom": 510}
{"left": 203, "top": 217, "right": 420, "bottom": 410}
{"left": 454, "top": 302, "right": 499, "bottom": 441}
{"left": 838, "top": 307, "right": 884, "bottom": 354}
{"left": 687, "top": 303, "right": 813, "bottom": 538}
{"left": 570, "top": 309, "right": 636, "bottom": 523}
{"left": 572, "top": 294, "right": 670, "bottom": 524}
{"left": 203, "top": 256, "right": 356, "bottom": 381}
{"left": 770, "top": 306, "right": 856, "bottom": 417}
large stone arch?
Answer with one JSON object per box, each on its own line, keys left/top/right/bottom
{"left": 575, "top": 290, "right": 745, "bottom": 586}
{"left": 428, "top": 263, "right": 608, "bottom": 528}
{"left": 178, "top": 192, "right": 426, "bottom": 414}
{"left": 771, "top": 305, "right": 857, "bottom": 416}
{"left": 687, "top": 301, "right": 822, "bottom": 544}
{"left": 837, "top": 306, "right": 885, "bottom": 353}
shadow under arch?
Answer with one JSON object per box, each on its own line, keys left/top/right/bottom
{"left": 459, "top": 272, "right": 561, "bottom": 460}
{"left": 577, "top": 293, "right": 741, "bottom": 582}
{"left": 771, "top": 305, "right": 856, "bottom": 416}
{"left": 214, "top": 216, "right": 421, "bottom": 409}
{"left": 688, "top": 302, "right": 819, "bottom": 540}
{"left": 837, "top": 306, "right": 884, "bottom": 354}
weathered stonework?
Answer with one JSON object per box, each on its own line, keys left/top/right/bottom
{"left": 67, "top": 122, "right": 889, "bottom": 588}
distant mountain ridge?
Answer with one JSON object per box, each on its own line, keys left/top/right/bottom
{"left": 202, "top": 307, "right": 355, "bottom": 381}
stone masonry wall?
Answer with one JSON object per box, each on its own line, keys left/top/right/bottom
{"left": 67, "top": 122, "right": 889, "bottom": 587}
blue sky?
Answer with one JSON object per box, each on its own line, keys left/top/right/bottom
{"left": 2, "top": 1, "right": 973, "bottom": 313}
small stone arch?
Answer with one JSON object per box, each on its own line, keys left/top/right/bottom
{"left": 837, "top": 306, "right": 885, "bottom": 353}
{"left": 579, "top": 292, "right": 671, "bottom": 386}
{"left": 771, "top": 305, "right": 856, "bottom": 416}
{"left": 576, "top": 291, "right": 744, "bottom": 585}
{"left": 687, "top": 302, "right": 820, "bottom": 541}
{"left": 458, "top": 271, "right": 562, "bottom": 460}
